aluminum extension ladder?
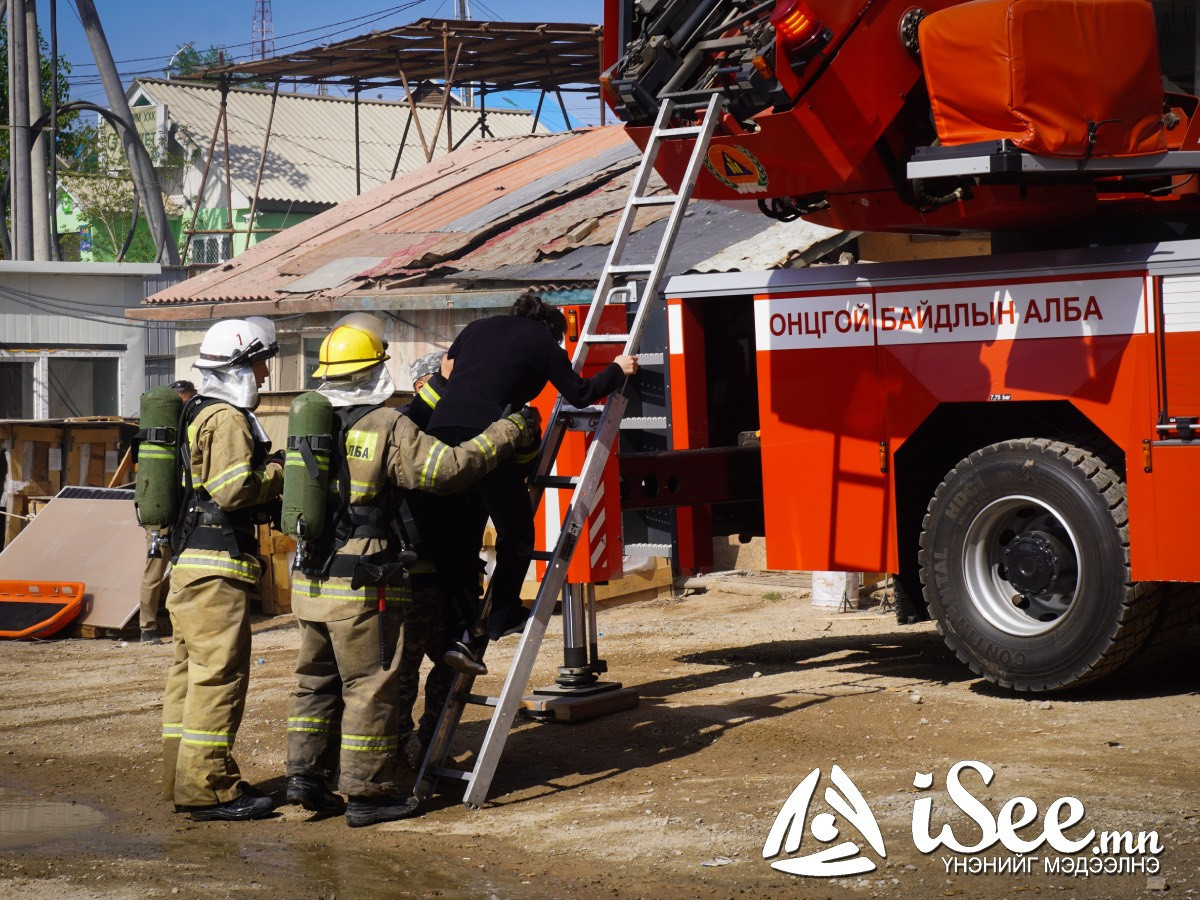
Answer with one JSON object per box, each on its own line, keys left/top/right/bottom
{"left": 414, "top": 94, "right": 725, "bottom": 810}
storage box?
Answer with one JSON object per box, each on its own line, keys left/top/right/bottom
{"left": 920, "top": 0, "right": 1166, "bottom": 158}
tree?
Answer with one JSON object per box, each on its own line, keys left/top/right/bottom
{"left": 170, "top": 44, "right": 226, "bottom": 79}
{"left": 64, "top": 124, "right": 187, "bottom": 263}
{"left": 0, "top": 18, "right": 82, "bottom": 169}
{"left": 168, "top": 43, "right": 267, "bottom": 90}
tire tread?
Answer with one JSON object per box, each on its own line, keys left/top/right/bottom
{"left": 918, "top": 438, "right": 1160, "bottom": 692}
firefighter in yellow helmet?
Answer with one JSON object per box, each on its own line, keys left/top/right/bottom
{"left": 163, "top": 317, "right": 282, "bottom": 821}
{"left": 283, "top": 314, "right": 540, "bottom": 827}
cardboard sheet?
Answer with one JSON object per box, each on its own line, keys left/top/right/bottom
{"left": 0, "top": 488, "right": 145, "bottom": 629}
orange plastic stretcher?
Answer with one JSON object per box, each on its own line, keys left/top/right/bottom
{"left": 0, "top": 580, "right": 86, "bottom": 639}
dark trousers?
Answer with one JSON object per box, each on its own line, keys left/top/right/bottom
{"left": 429, "top": 426, "right": 534, "bottom": 642}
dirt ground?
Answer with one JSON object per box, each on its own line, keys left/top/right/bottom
{"left": 1, "top": 577, "right": 1197, "bottom": 899}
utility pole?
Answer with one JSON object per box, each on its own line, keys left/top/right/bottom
{"left": 9, "top": 0, "right": 32, "bottom": 260}
{"left": 25, "top": 0, "right": 51, "bottom": 260}
{"left": 73, "top": 0, "right": 179, "bottom": 265}
{"left": 253, "top": 0, "right": 274, "bottom": 60}
{"left": 456, "top": 0, "right": 473, "bottom": 108}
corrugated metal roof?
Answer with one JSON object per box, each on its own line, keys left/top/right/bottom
{"left": 135, "top": 78, "right": 541, "bottom": 206}
{"left": 455, "top": 202, "right": 778, "bottom": 283}
{"left": 690, "top": 219, "right": 854, "bottom": 272}
{"left": 435, "top": 142, "right": 639, "bottom": 233}
{"left": 136, "top": 125, "right": 843, "bottom": 317}
{"left": 140, "top": 130, "right": 574, "bottom": 306}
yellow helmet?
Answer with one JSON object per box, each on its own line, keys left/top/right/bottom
{"left": 312, "top": 318, "right": 389, "bottom": 379}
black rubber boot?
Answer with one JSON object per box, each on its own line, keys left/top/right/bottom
{"left": 443, "top": 640, "right": 487, "bottom": 676}
{"left": 345, "top": 794, "right": 421, "bottom": 828}
{"left": 286, "top": 775, "right": 344, "bottom": 814}
{"left": 187, "top": 793, "right": 275, "bottom": 822}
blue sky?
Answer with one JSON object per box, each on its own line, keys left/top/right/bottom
{"left": 47, "top": 0, "right": 605, "bottom": 128}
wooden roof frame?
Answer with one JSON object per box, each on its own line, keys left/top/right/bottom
{"left": 184, "top": 18, "right": 604, "bottom": 93}
{"left": 174, "top": 19, "right": 607, "bottom": 271}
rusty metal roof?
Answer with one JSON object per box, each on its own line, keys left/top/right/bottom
{"left": 133, "top": 125, "right": 826, "bottom": 321}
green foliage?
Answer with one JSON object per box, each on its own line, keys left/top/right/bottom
{"left": 0, "top": 19, "right": 82, "bottom": 165}
{"left": 65, "top": 124, "right": 187, "bottom": 263}
{"left": 168, "top": 44, "right": 266, "bottom": 90}
{"left": 170, "top": 44, "right": 226, "bottom": 79}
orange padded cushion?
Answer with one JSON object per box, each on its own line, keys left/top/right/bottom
{"left": 919, "top": 0, "right": 1166, "bottom": 157}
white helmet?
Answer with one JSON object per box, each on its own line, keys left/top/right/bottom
{"left": 195, "top": 318, "right": 279, "bottom": 369}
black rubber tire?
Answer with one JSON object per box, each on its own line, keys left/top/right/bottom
{"left": 1124, "top": 582, "right": 1200, "bottom": 673}
{"left": 918, "top": 439, "right": 1160, "bottom": 692}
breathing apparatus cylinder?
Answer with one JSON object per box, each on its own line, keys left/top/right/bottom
{"left": 282, "top": 391, "right": 334, "bottom": 546}
{"left": 134, "top": 387, "right": 184, "bottom": 544}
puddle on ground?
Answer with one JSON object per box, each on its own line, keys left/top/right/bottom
{"left": 0, "top": 786, "right": 107, "bottom": 849}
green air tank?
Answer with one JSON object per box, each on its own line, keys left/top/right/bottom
{"left": 282, "top": 391, "right": 334, "bottom": 542}
{"left": 134, "top": 386, "right": 184, "bottom": 529}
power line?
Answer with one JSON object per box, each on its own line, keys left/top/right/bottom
{"left": 0, "top": 284, "right": 163, "bottom": 331}
{"left": 66, "top": 1, "right": 437, "bottom": 70}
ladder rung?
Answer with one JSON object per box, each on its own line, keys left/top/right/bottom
{"left": 532, "top": 474, "right": 578, "bottom": 490}
{"left": 465, "top": 693, "right": 499, "bottom": 707}
{"left": 620, "top": 417, "right": 668, "bottom": 430}
{"left": 656, "top": 125, "right": 704, "bottom": 139}
{"left": 431, "top": 766, "right": 472, "bottom": 782}
{"left": 607, "top": 263, "right": 654, "bottom": 275}
{"left": 637, "top": 352, "right": 664, "bottom": 366}
{"left": 581, "top": 333, "right": 632, "bottom": 344}
{"left": 631, "top": 194, "right": 679, "bottom": 207}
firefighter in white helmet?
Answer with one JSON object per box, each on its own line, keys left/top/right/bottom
{"left": 282, "top": 314, "right": 540, "bottom": 827}
{"left": 162, "top": 316, "right": 282, "bottom": 822}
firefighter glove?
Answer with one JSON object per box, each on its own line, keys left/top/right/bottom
{"left": 509, "top": 406, "right": 542, "bottom": 451}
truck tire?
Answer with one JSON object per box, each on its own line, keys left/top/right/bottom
{"left": 918, "top": 439, "right": 1160, "bottom": 692}
{"left": 1124, "top": 582, "right": 1200, "bottom": 673}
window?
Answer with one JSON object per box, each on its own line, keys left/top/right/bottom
{"left": 189, "top": 234, "right": 233, "bottom": 265}
{"left": 0, "top": 351, "right": 122, "bottom": 419}
{"left": 0, "top": 361, "right": 34, "bottom": 418}
{"left": 47, "top": 358, "right": 119, "bottom": 418}
{"left": 267, "top": 335, "right": 328, "bottom": 392}
{"left": 302, "top": 337, "right": 324, "bottom": 390}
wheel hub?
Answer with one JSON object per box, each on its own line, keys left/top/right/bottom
{"left": 1003, "top": 530, "right": 1073, "bottom": 595}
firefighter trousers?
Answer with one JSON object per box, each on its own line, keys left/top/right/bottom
{"left": 286, "top": 607, "right": 406, "bottom": 798}
{"left": 396, "top": 578, "right": 453, "bottom": 749}
{"left": 161, "top": 574, "right": 252, "bottom": 807}
{"left": 140, "top": 531, "right": 171, "bottom": 632}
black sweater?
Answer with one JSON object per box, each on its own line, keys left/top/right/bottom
{"left": 426, "top": 315, "right": 625, "bottom": 436}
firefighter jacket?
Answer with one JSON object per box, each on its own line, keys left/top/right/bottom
{"left": 174, "top": 402, "right": 283, "bottom": 586}
{"left": 290, "top": 407, "right": 529, "bottom": 622}
{"left": 403, "top": 372, "right": 446, "bottom": 433}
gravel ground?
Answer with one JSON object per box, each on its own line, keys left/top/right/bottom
{"left": 1, "top": 582, "right": 1196, "bottom": 899}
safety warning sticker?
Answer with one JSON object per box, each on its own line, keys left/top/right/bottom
{"left": 705, "top": 145, "right": 769, "bottom": 194}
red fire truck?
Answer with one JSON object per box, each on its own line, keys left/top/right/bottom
{"left": 598, "top": 0, "right": 1200, "bottom": 691}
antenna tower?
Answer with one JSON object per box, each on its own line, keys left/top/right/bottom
{"left": 253, "top": 0, "right": 275, "bottom": 60}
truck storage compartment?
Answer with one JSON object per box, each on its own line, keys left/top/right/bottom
{"left": 919, "top": 0, "right": 1167, "bottom": 158}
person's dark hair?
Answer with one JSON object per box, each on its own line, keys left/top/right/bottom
{"left": 510, "top": 291, "right": 567, "bottom": 343}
